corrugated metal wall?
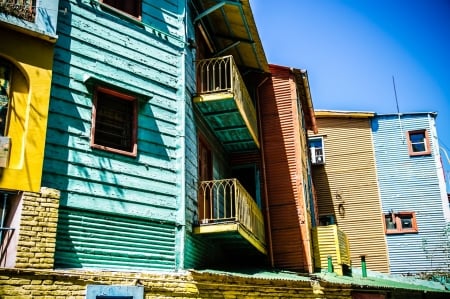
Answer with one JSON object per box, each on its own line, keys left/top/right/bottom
{"left": 44, "top": 0, "right": 186, "bottom": 270}
{"left": 55, "top": 208, "right": 176, "bottom": 270}
{"left": 372, "top": 113, "right": 449, "bottom": 274}
{"left": 311, "top": 116, "right": 390, "bottom": 273}
{"left": 259, "top": 65, "right": 313, "bottom": 272}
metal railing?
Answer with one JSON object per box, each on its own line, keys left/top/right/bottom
{"left": 0, "top": 0, "right": 35, "bottom": 22}
{"left": 198, "top": 178, "right": 265, "bottom": 244}
{"left": 196, "top": 55, "right": 259, "bottom": 142}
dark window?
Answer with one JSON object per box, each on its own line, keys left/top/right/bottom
{"left": 0, "top": 58, "right": 11, "bottom": 136}
{"left": 102, "top": 0, "right": 141, "bottom": 18}
{"left": 384, "top": 211, "right": 418, "bottom": 234}
{"left": 91, "top": 87, "right": 137, "bottom": 157}
{"left": 407, "top": 129, "right": 431, "bottom": 156}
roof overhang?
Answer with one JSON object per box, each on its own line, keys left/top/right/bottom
{"left": 192, "top": 0, "right": 269, "bottom": 73}
{"left": 315, "top": 110, "right": 375, "bottom": 118}
{"left": 292, "top": 68, "right": 318, "bottom": 134}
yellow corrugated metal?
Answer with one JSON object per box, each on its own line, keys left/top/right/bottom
{"left": 313, "top": 225, "right": 350, "bottom": 275}
{"left": 311, "top": 116, "right": 390, "bottom": 273}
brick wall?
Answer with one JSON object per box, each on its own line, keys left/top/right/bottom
{"left": 14, "top": 187, "right": 60, "bottom": 269}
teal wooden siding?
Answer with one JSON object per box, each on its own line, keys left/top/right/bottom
{"left": 44, "top": 0, "right": 187, "bottom": 270}
{"left": 372, "top": 113, "right": 450, "bottom": 274}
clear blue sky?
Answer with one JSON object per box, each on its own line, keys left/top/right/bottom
{"left": 251, "top": 0, "right": 450, "bottom": 191}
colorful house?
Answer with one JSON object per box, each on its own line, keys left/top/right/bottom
{"left": 372, "top": 112, "right": 450, "bottom": 274}
{"left": 310, "top": 110, "right": 450, "bottom": 275}
{"left": 259, "top": 64, "right": 318, "bottom": 272}
{"left": 310, "top": 110, "right": 389, "bottom": 274}
{"left": 0, "top": 0, "right": 60, "bottom": 267}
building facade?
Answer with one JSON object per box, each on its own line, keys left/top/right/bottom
{"left": 0, "top": 0, "right": 60, "bottom": 267}
{"left": 310, "top": 111, "right": 389, "bottom": 273}
{"left": 310, "top": 110, "right": 450, "bottom": 275}
{"left": 372, "top": 112, "right": 450, "bottom": 274}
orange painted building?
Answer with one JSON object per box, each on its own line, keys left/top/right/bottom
{"left": 259, "top": 64, "right": 317, "bottom": 272}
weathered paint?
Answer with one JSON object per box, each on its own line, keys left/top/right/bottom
{"left": 311, "top": 113, "right": 390, "bottom": 273}
{"left": 43, "top": 0, "right": 187, "bottom": 271}
{"left": 0, "top": 0, "right": 60, "bottom": 41}
{"left": 259, "top": 64, "right": 315, "bottom": 273}
{"left": 372, "top": 113, "right": 450, "bottom": 274}
{"left": 0, "top": 14, "right": 57, "bottom": 192}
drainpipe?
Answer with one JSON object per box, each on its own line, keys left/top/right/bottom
{"left": 361, "top": 255, "right": 367, "bottom": 278}
{"left": 256, "top": 75, "right": 274, "bottom": 267}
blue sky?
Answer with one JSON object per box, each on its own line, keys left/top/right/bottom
{"left": 251, "top": 0, "right": 450, "bottom": 191}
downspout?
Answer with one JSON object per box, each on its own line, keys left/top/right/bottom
{"left": 256, "top": 76, "right": 274, "bottom": 267}
{"left": 300, "top": 70, "right": 318, "bottom": 134}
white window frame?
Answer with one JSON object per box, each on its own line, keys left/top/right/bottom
{"left": 309, "top": 136, "right": 325, "bottom": 165}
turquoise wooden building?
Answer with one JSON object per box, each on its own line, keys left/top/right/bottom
{"left": 371, "top": 112, "right": 450, "bottom": 274}
{"left": 43, "top": 0, "right": 278, "bottom": 271}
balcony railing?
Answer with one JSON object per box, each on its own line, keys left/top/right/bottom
{"left": 196, "top": 55, "right": 259, "bottom": 147}
{"left": 197, "top": 178, "right": 265, "bottom": 245}
{"left": 0, "top": 0, "right": 35, "bottom": 22}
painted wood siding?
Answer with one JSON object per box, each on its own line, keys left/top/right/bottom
{"left": 311, "top": 116, "right": 390, "bottom": 273}
{"left": 44, "top": 0, "right": 186, "bottom": 271}
{"left": 372, "top": 113, "right": 450, "bottom": 274}
{"left": 260, "top": 65, "right": 313, "bottom": 272}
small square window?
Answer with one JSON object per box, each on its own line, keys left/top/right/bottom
{"left": 384, "top": 211, "right": 418, "bottom": 234}
{"left": 309, "top": 136, "right": 325, "bottom": 165}
{"left": 91, "top": 87, "right": 138, "bottom": 157}
{"left": 101, "top": 0, "right": 141, "bottom": 19}
{"left": 407, "top": 129, "right": 431, "bottom": 156}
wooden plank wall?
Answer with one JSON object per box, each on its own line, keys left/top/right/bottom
{"left": 260, "top": 65, "right": 313, "bottom": 272}
{"left": 372, "top": 113, "right": 450, "bottom": 274}
{"left": 43, "top": 0, "right": 186, "bottom": 271}
{"left": 311, "top": 116, "right": 390, "bottom": 273}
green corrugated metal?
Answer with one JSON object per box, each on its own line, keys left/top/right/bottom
{"left": 55, "top": 208, "right": 176, "bottom": 271}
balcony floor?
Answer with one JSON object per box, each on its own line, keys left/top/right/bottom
{"left": 194, "top": 222, "right": 267, "bottom": 255}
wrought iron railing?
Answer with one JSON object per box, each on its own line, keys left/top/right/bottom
{"left": 0, "top": 0, "right": 35, "bottom": 22}
{"left": 196, "top": 55, "right": 259, "bottom": 143}
{"left": 198, "top": 178, "right": 265, "bottom": 244}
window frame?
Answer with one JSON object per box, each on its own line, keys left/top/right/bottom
{"left": 406, "top": 129, "right": 431, "bottom": 156}
{"left": 308, "top": 136, "right": 325, "bottom": 165}
{"left": 384, "top": 211, "right": 418, "bottom": 234}
{"left": 91, "top": 86, "right": 138, "bottom": 157}
{"left": 100, "top": 0, "right": 142, "bottom": 20}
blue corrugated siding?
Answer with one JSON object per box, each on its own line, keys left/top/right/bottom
{"left": 44, "top": 0, "right": 186, "bottom": 270}
{"left": 372, "top": 114, "right": 449, "bottom": 274}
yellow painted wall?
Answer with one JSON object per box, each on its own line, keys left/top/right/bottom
{"left": 0, "top": 27, "right": 54, "bottom": 192}
{"left": 311, "top": 115, "right": 390, "bottom": 273}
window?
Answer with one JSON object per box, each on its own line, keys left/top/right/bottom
{"left": 384, "top": 211, "right": 418, "bottom": 234}
{"left": 101, "top": 0, "right": 141, "bottom": 19}
{"left": 91, "top": 86, "right": 138, "bottom": 157}
{"left": 1, "top": 192, "right": 19, "bottom": 267}
{"left": 407, "top": 129, "right": 431, "bottom": 156}
{"left": 319, "top": 215, "right": 335, "bottom": 226}
{"left": 0, "top": 58, "right": 11, "bottom": 136}
{"left": 309, "top": 136, "right": 325, "bottom": 165}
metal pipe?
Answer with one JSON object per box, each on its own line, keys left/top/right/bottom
{"left": 361, "top": 255, "right": 367, "bottom": 278}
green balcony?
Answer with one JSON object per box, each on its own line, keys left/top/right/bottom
{"left": 194, "top": 55, "right": 259, "bottom": 152}
{"left": 194, "top": 178, "right": 266, "bottom": 255}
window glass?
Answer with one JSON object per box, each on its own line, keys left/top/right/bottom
{"left": 384, "top": 212, "right": 417, "bottom": 234}
{"left": 309, "top": 137, "right": 325, "bottom": 164}
{"left": 0, "top": 59, "right": 11, "bottom": 136}
{"left": 102, "top": 0, "right": 141, "bottom": 18}
{"left": 91, "top": 87, "right": 137, "bottom": 156}
{"left": 409, "top": 132, "right": 426, "bottom": 152}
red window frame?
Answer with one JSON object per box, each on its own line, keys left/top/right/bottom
{"left": 91, "top": 86, "right": 138, "bottom": 157}
{"left": 406, "top": 129, "right": 431, "bottom": 156}
{"left": 384, "top": 211, "right": 418, "bottom": 234}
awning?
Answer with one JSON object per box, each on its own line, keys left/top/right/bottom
{"left": 192, "top": 0, "right": 269, "bottom": 73}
